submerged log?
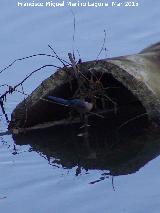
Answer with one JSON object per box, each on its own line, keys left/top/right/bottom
{"left": 9, "top": 42, "right": 160, "bottom": 132}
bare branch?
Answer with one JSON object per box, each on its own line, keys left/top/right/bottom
{"left": 70, "top": 9, "right": 76, "bottom": 59}
{"left": 0, "top": 53, "right": 65, "bottom": 75}
{"left": 0, "top": 84, "right": 28, "bottom": 96}
{"left": 118, "top": 112, "right": 148, "bottom": 129}
{"left": 77, "top": 49, "right": 81, "bottom": 60}
{"left": 111, "top": 176, "right": 116, "bottom": 191}
{"left": 20, "top": 84, "right": 28, "bottom": 127}
{"left": 96, "top": 29, "right": 107, "bottom": 60}
{"left": 48, "top": 44, "right": 71, "bottom": 67}
{"left": 68, "top": 52, "right": 78, "bottom": 78}
{"left": 0, "top": 100, "right": 9, "bottom": 123}
{"left": 0, "top": 64, "right": 59, "bottom": 100}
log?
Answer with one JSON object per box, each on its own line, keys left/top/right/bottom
{"left": 9, "top": 42, "right": 160, "bottom": 132}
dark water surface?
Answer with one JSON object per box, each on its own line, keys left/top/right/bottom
{"left": 1, "top": 0, "right": 160, "bottom": 212}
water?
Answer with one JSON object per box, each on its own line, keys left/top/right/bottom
{"left": 1, "top": 0, "right": 160, "bottom": 212}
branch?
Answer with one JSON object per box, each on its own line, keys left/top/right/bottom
{"left": 0, "top": 100, "right": 9, "bottom": 123}
{"left": 68, "top": 52, "right": 78, "bottom": 78}
{"left": 0, "top": 84, "right": 28, "bottom": 96}
{"left": 0, "top": 64, "right": 59, "bottom": 100}
{"left": 118, "top": 112, "right": 148, "bottom": 129}
{"left": 48, "top": 45, "right": 71, "bottom": 67}
{"left": 96, "top": 29, "right": 107, "bottom": 60}
{"left": 0, "top": 53, "right": 67, "bottom": 75}
{"left": 70, "top": 9, "right": 76, "bottom": 58}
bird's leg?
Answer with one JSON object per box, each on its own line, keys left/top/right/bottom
{"left": 68, "top": 110, "right": 75, "bottom": 122}
{"left": 79, "top": 113, "right": 85, "bottom": 123}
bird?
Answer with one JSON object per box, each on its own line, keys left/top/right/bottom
{"left": 47, "top": 96, "right": 93, "bottom": 114}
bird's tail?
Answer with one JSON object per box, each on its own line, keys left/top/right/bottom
{"left": 47, "top": 96, "right": 71, "bottom": 106}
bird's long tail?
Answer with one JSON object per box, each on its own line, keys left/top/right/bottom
{"left": 47, "top": 96, "right": 71, "bottom": 106}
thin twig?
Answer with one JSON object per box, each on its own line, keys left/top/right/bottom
{"left": 68, "top": 52, "right": 78, "bottom": 76}
{"left": 111, "top": 176, "right": 115, "bottom": 191}
{"left": 70, "top": 9, "right": 76, "bottom": 59}
{"left": 77, "top": 49, "right": 81, "bottom": 60}
{"left": 96, "top": 29, "right": 107, "bottom": 60}
{"left": 94, "top": 29, "right": 107, "bottom": 81}
{"left": 68, "top": 52, "right": 86, "bottom": 97}
{"left": 104, "top": 87, "right": 119, "bottom": 90}
{"left": 20, "top": 84, "right": 28, "bottom": 127}
{"left": 0, "top": 53, "right": 67, "bottom": 75}
{"left": 88, "top": 69, "right": 99, "bottom": 81}
{"left": 0, "top": 64, "right": 59, "bottom": 100}
{"left": 0, "top": 100, "right": 9, "bottom": 123}
{"left": 68, "top": 56, "right": 88, "bottom": 82}
{"left": 0, "top": 84, "right": 28, "bottom": 96}
{"left": 95, "top": 95, "right": 117, "bottom": 114}
{"left": 118, "top": 112, "right": 148, "bottom": 129}
{"left": 88, "top": 111, "right": 104, "bottom": 118}
{"left": 102, "top": 94, "right": 117, "bottom": 113}
{"left": 48, "top": 44, "right": 70, "bottom": 67}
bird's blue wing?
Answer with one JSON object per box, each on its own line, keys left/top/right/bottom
{"left": 47, "top": 96, "right": 70, "bottom": 106}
